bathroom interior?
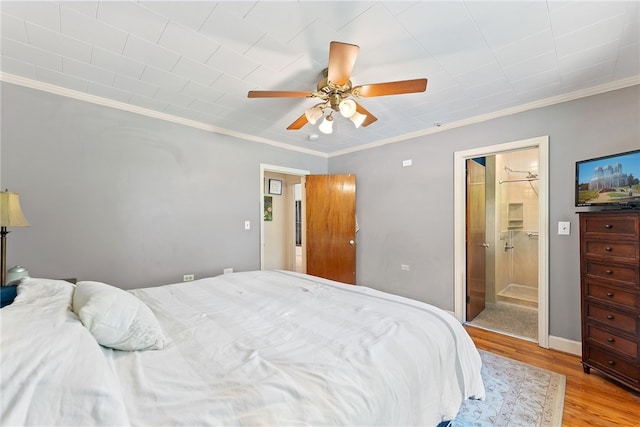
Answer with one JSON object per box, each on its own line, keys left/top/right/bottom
{"left": 467, "top": 148, "right": 540, "bottom": 341}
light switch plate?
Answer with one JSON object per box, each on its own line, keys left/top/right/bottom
{"left": 558, "top": 221, "right": 571, "bottom": 235}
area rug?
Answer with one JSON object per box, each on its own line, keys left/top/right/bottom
{"left": 449, "top": 350, "right": 566, "bottom": 426}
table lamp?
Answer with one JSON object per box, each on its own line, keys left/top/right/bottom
{"left": 0, "top": 190, "right": 30, "bottom": 286}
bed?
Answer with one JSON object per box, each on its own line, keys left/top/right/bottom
{"left": 0, "top": 270, "right": 484, "bottom": 426}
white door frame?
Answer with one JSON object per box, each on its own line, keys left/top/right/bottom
{"left": 453, "top": 136, "right": 550, "bottom": 348}
{"left": 260, "top": 164, "right": 310, "bottom": 271}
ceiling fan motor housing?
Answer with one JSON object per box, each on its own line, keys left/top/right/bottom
{"left": 329, "top": 93, "right": 343, "bottom": 111}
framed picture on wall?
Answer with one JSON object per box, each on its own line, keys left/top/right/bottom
{"left": 268, "top": 179, "right": 282, "bottom": 195}
{"left": 264, "top": 196, "right": 273, "bottom": 221}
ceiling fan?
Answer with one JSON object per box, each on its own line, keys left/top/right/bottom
{"left": 247, "top": 41, "right": 428, "bottom": 134}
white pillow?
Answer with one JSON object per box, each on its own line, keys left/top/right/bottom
{"left": 72, "top": 281, "right": 165, "bottom": 351}
{"left": 14, "top": 277, "right": 76, "bottom": 308}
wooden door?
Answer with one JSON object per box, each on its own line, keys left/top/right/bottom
{"left": 305, "top": 174, "right": 356, "bottom": 284}
{"left": 466, "top": 159, "right": 486, "bottom": 320}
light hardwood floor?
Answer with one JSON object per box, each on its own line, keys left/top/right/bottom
{"left": 465, "top": 325, "right": 640, "bottom": 426}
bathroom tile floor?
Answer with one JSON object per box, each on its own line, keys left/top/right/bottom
{"left": 466, "top": 302, "right": 538, "bottom": 341}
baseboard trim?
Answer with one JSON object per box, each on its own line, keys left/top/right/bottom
{"left": 448, "top": 310, "right": 582, "bottom": 356}
{"left": 549, "top": 335, "right": 581, "bottom": 356}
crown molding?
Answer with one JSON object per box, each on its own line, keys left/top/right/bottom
{"left": 2, "top": 72, "right": 637, "bottom": 160}
{"left": 0, "top": 73, "right": 329, "bottom": 159}
{"left": 328, "top": 75, "right": 640, "bottom": 157}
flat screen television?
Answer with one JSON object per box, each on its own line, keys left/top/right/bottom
{"left": 576, "top": 149, "right": 640, "bottom": 208}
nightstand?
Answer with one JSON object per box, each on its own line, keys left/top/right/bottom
{"left": 0, "top": 285, "right": 18, "bottom": 308}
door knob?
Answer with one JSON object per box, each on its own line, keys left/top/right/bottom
{"left": 349, "top": 240, "right": 355, "bottom": 247}
{"left": 481, "top": 243, "right": 490, "bottom": 247}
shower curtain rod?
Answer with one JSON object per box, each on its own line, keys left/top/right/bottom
{"left": 499, "top": 178, "right": 540, "bottom": 184}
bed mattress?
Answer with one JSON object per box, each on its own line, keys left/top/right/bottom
{"left": 1, "top": 270, "right": 484, "bottom": 426}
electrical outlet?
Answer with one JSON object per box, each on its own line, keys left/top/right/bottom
{"left": 244, "top": 220, "right": 251, "bottom": 230}
{"left": 558, "top": 221, "right": 571, "bottom": 235}
{"left": 401, "top": 264, "right": 410, "bottom": 271}
{"left": 223, "top": 268, "right": 233, "bottom": 274}
{"left": 183, "top": 274, "right": 194, "bottom": 282}
{"left": 402, "top": 159, "right": 412, "bottom": 167}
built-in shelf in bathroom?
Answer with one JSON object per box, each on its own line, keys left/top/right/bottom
{"left": 507, "top": 202, "right": 523, "bottom": 229}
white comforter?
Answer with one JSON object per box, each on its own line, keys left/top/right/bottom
{"left": 117, "top": 270, "right": 484, "bottom": 425}
{"left": 1, "top": 271, "right": 484, "bottom": 426}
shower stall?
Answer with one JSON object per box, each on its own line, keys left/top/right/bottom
{"left": 496, "top": 150, "right": 539, "bottom": 309}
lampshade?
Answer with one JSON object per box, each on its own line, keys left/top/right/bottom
{"left": 318, "top": 115, "right": 334, "bottom": 134}
{"left": 304, "top": 105, "right": 324, "bottom": 125}
{"left": 350, "top": 111, "right": 367, "bottom": 128}
{"left": 338, "top": 99, "right": 357, "bottom": 118}
{"left": 1, "top": 191, "right": 29, "bottom": 286}
{"left": 0, "top": 191, "right": 30, "bottom": 227}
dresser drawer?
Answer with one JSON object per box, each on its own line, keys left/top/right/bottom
{"left": 584, "top": 240, "right": 639, "bottom": 262}
{"left": 580, "top": 211, "right": 640, "bottom": 393}
{"left": 586, "top": 303, "right": 637, "bottom": 334}
{"left": 586, "top": 282, "right": 639, "bottom": 310}
{"left": 582, "top": 215, "right": 639, "bottom": 239}
{"left": 585, "top": 345, "right": 639, "bottom": 385}
{"left": 586, "top": 261, "right": 638, "bottom": 287}
{"left": 586, "top": 323, "right": 638, "bottom": 359}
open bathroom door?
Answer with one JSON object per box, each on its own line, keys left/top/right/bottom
{"left": 466, "top": 158, "right": 486, "bottom": 321}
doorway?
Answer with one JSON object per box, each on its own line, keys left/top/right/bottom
{"left": 466, "top": 150, "right": 540, "bottom": 341}
{"left": 260, "top": 164, "right": 309, "bottom": 273}
{"left": 259, "top": 165, "right": 357, "bottom": 284}
{"left": 454, "top": 136, "right": 549, "bottom": 348}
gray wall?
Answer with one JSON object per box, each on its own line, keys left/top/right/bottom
{"left": 0, "top": 83, "right": 326, "bottom": 288}
{"left": 2, "top": 81, "right": 639, "bottom": 343}
{"left": 329, "top": 84, "right": 640, "bottom": 341}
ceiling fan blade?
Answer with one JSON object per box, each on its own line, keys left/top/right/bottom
{"left": 248, "top": 90, "right": 312, "bottom": 98}
{"left": 353, "top": 78, "right": 428, "bottom": 97}
{"left": 287, "top": 113, "right": 308, "bottom": 130}
{"left": 354, "top": 102, "right": 377, "bottom": 127}
{"left": 327, "top": 41, "right": 359, "bottom": 86}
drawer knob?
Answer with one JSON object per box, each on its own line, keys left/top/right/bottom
{"left": 605, "top": 269, "right": 613, "bottom": 275}
{"left": 607, "top": 315, "right": 615, "bottom": 320}
{"left": 604, "top": 224, "right": 613, "bottom": 229}
{"left": 605, "top": 247, "right": 612, "bottom": 252}
{"left": 607, "top": 360, "right": 616, "bottom": 366}
{"left": 606, "top": 292, "right": 614, "bottom": 297}
{"left": 607, "top": 337, "right": 615, "bottom": 343}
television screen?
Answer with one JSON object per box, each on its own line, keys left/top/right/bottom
{"left": 576, "top": 149, "right": 640, "bottom": 207}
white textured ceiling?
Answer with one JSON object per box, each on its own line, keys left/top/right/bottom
{"left": 1, "top": 1, "right": 639, "bottom": 155}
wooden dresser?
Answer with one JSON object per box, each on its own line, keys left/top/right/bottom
{"left": 579, "top": 210, "right": 640, "bottom": 392}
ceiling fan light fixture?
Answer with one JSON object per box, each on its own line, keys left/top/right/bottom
{"left": 305, "top": 105, "right": 324, "bottom": 125}
{"left": 338, "top": 99, "right": 357, "bottom": 118}
{"left": 318, "top": 114, "right": 334, "bottom": 134}
{"left": 350, "top": 111, "right": 367, "bottom": 128}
